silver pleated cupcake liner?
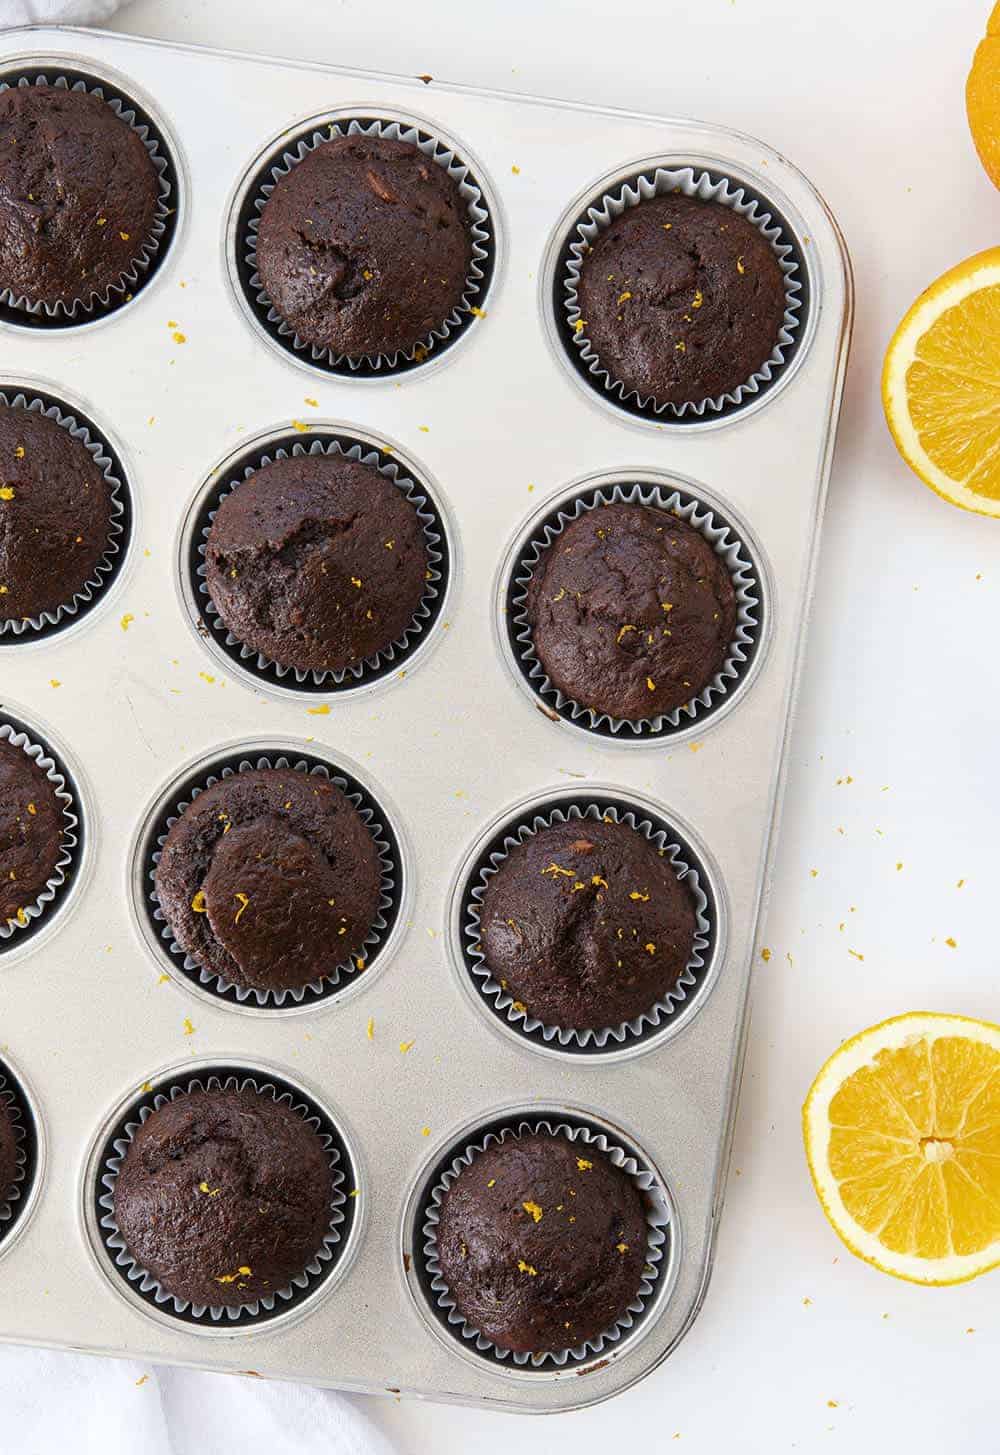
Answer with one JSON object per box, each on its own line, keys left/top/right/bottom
{"left": 509, "top": 481, "right": 761, "bottom": 738}
{"left": 562, "top": 165, "right": 804, "bottom": 420}
{"left": 0, "top": 1066, "right": 33, "bottom": 1231}
{"left": 96, "top": 1071, "right": 350, "bottom": 1326}
{"left": 0, "top": 73, "right": 176, "bottom": 320}
{"left": 0, "top": 388, "right": 129, "bottom": 639}
{"left": 0, "top": 719, "right": 79, "bottom": 945}
{"left": 242, "top": 115, "right": 493, "bottom": 373}
{"left": 196, "top": 435, "right": 445, "bottom": 688}
{"left": 421, "top": 1117, "right": 670, "bottom": 1367}
{"left": 461, "top": 799, "right": 711, "bottom": 1051}
{"left": 146, "top": 752, "right": 399, "bottom": 1008}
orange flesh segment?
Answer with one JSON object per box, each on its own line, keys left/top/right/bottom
{"left": 828, "top": 1035, "right": 1000, "bottom": 1260}
{"left": 906, "top": 285, "right": 1000, "bottom": 499}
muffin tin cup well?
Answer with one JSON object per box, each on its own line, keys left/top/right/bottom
{"left": 0, "top": 1055, "right": 44, "bottom": 1260}
{"left": 409, "top": 1110, "right": 674, "bottom": 1374}
{"left": 178, "top": 423, "right": 455, "bottom": 699}
{"left": 226, "top": 109, "right": 499, "bottom": 380}
{"left": 0, "top": 711, "right": 85, "bottom": 955}
{"left": 0, "top": 65, "right": 182, "bottom": 328}
{"left": 0, "top": 383, "right": 134, "bottom": 643}
{"left": 128, "top": 738, "right": 410, "bottom": 1015}
{"left": 85, "top": 1063, "right": 362, "bottom": 1335}
{"left": 449, "top": 788, "right": 725, "bottom": 1061}
{"left": 497, "top": 470, "right": 769, "bottom": 745}
{"left": 544, "top": 158, "right": 811, "bottom": 429}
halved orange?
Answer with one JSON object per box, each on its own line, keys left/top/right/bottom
{"left": 803, "top": 1012, "right": 1000, "bottom": 1285}
{"left": 968, "top": 2, "right": 1000, "bottom": 189}
{"left": 882, "top": 248, "right": 1000, "bottom": 515}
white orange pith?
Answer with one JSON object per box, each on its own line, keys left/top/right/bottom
{"left": 882, "top": 248, "right": 1000, "bottom": 516}
{"left": 803, "top": 1013, "right": 1000, "bottom": 1284}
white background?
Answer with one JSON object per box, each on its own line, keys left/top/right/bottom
{"left": 32, "top": 0, "right": 1000, "bottom": 1448}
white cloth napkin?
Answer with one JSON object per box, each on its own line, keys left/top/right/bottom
{"left": 3, "top": 0, "right": 127, "bottom": 24}
{"left": 0, "top": 3, "right": 396, "bottom": 1451}
{"left": 0, "top": 1346, "right": 399, "bottom": 1455}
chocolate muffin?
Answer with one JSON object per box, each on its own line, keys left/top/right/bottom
{"left": 527, "top": 502, "right": 737, "bottom": 723}
{"left": 0, "top": 406, "right": 115, "bottom": 622}
{"left": 0, "top": 735, "right": 64, "bottom": 930}
{"left": 113, "top": 1087, "right": 331, "bottom": 1308}
{"left": 576, "top": 193, "right": 786, "bottom": 408}
{"left": 436, "top": 1132, "right": 648, "bottom": 1353}
{"left": 204, "top": 453, "right": 428, "bottom": 674}
{"left": 255, "top": 133, "right": 472, "bottom": 357}
{"left": 0, "top": 1100, "right": 18, "bottom": 1203}
{"left": 0, "top": 86, "right": 160, "bottom": 310}
{"left": 479, "top": 816, "right": 697, "bottom": 1031}
{"left": 154, "top": 767, "right": 381, "bottom": 993}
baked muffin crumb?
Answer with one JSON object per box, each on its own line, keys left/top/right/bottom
{"left": 154, "top": 767, "right": 381, "bottom": 993}
{"left": 256, "top": 134, "right": 471, "bottom": 358}
{"left": 0, "top": 87, "right": 160, "bottom": 310}
{"left": 526, "top": 501, "right": 737, "bottom": 722}
{"left": 577, "top": 193, "right": 786, "bottom": 408}
{"left": 0, "top": 405, "right": 114, "bottom": 622}
{"left": 479, "top": 816, "right": 697, "bottom": 1031}
{"left": 113, "top": 1087, "right": 331, "bottom": 1308}
{"left": 204, "top": 454, "right": 428, "bottom": 675}
{"left": 436, "top": 1132, "right": 648, "bottom": 1353}
{"left": 0, "top": 736, "right": 64, "bottom": 928}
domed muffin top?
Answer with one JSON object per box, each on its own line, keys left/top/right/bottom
{"left": 0, "top": 86, "right": 160, "bottom": 309}
{"left": 479, "top": 815, "right": 697, "bottom": 1031}
{"left": 154, "top": 767, "right": 381, "bottom": 993}
{"left": 255, "top": 134, "right": 472, "bottom": 358}
{"left": 204, "top": 453, "right": 428, "bottom": 675}
{"left": 526, "top": 502, "right": 737, "bottom": 722}
{"left": 0, "top": 736, "right": 64, "bottom": 929}
{"left": 113, "top": 1087, "right": 332, "bottom": 1308}
{"left": 576, "top": 192, "right": 786, "bottom": 408}
{"left": 436, "top": 1131, "right": 648, "bottom": 1353}
{"left": 0, "top": 405, "right": 114, "bottom": 622}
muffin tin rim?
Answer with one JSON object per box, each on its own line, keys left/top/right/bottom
{"left": 0, "top": 1051, "right": 46, "bottom": 1266}
{"left": 124, "top": 733, "right": 415, "bottom": 1016}
{"left": 538, "top": 148, "right": 822, "bottom": 434}
{"left": 0, "top": 49, "right": 189, "bottom": 335}
{"left": 79, "top": 1055, "right": 368, "bottom": 1339}
{"left": 492, "top": 466, "right": 776, "bottom": 750}
{"left": 0, "top": 695, "right": 96, "bottom": 965}
{"left": 0, "top": 371, "right": 142, "bottom": 652}
{"left": 221, "top": 101, "right": 507, "bottom": 385}
{"left": 444, "top": 782, "right": 730, "bottom": 1065}
{"left": 398, "top": 1099, "right": 682, "bottom": 1382}
{"left": 174, "top": 419, "right": 461, "bottom": 702}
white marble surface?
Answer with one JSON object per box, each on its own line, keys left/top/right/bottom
{"left": 37, "top": 0, "right": 1000, "bottom": 1446}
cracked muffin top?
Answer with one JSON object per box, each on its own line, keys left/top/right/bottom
{"left": 113, "top": 1087, "right": 332, "bottom": 1308}
{"left": 576, "top": 193, "right": 786, "bottom": 408}
{"left": 526, "top": 502, "right": 737, "bottom": 723}
{"left": 254, "top": 134, "right": 472, "bottom": 358}
{"left": 204, "top": 452, "right": 429, "bottom": 675}
{"left": 478, "top": 816, "right": 698, "bottom": 1032}
{"left": 435, "top": 1131, "right": 649, "bottom": 1353}
{"left": 0, "top": 86, "right": 160, "bottom": 310}
{"left": 0, "top": 405, "right": 115, "bottom": 622}
{"left": 0, "top": 735, "right": 64, "bottom": 930}
{"left": 153, "top": 766, "right": 381, "bottom": 994}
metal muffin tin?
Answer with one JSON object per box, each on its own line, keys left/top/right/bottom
{"left": 0, "top": 25, "right": 852, "bottom": 1413}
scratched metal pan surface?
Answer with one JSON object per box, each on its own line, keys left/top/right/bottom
{"left": 0, "top": 25, "right": 852, "bottom": 1412}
